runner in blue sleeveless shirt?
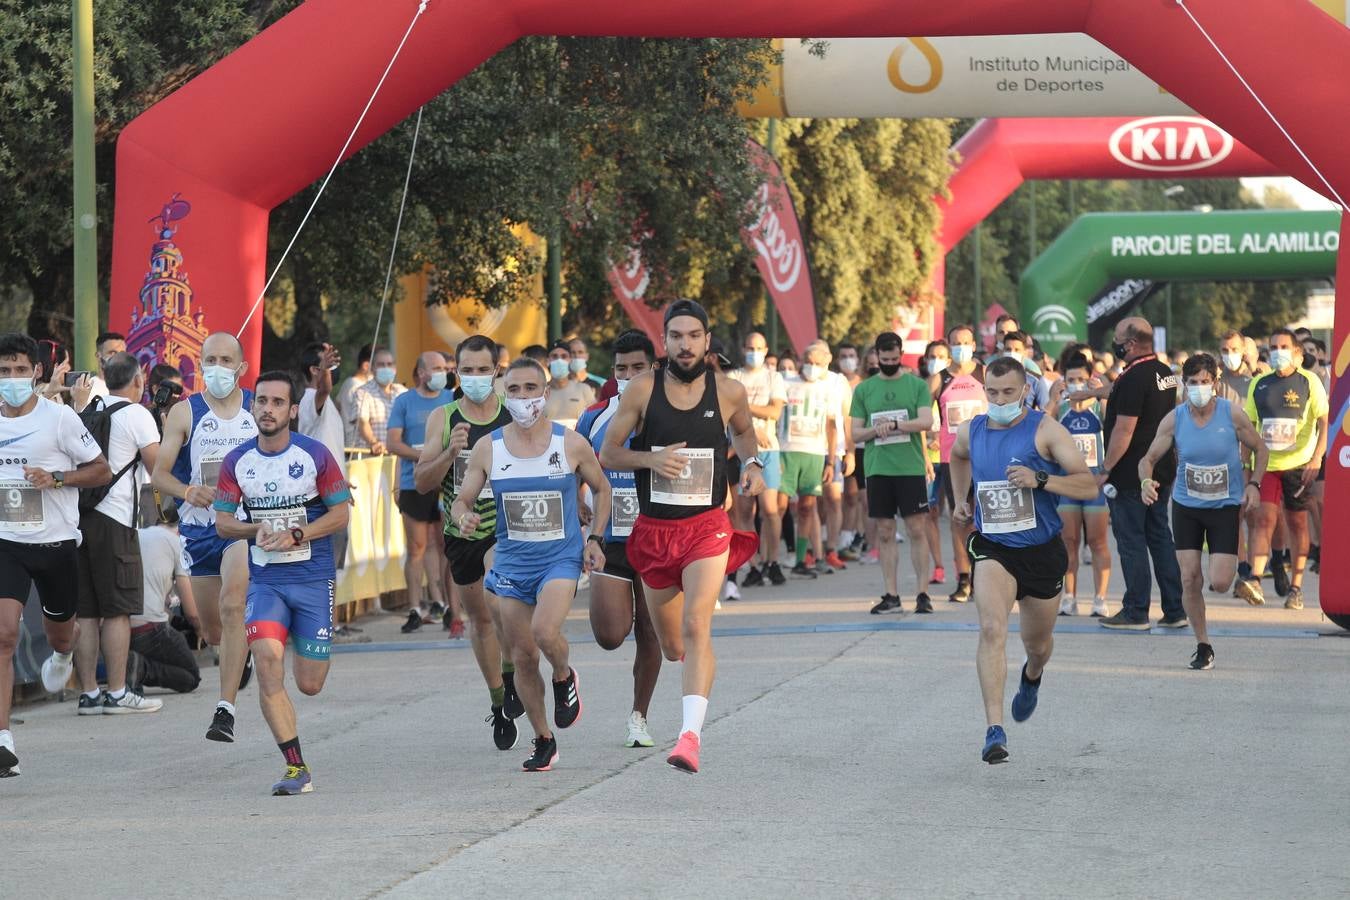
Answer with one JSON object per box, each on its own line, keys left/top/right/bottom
{"left": 576, "top": 330, "right": 663, "bottom": 749}
{"left": 152, "top": 332, "right": 256, "bottom": 743}
{"left": 1138, "top": 353, "right": 1268, "bottom": 671}
{"left": 450, "top": 358, "right": 609, "bottom": 773}
{"left": 950, "top": 357, "right": 1099, "bottom": 764}
{"left": 1055, "top": 354, "right": 1112, "bottom": 618}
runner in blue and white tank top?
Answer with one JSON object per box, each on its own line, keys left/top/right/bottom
{"left": 150, "top": 332, "right": 256, "bottom": 743}
{"left": 949, "top": 357, "right": 1101, "bottom": 765}
{"left": 575, "top": 330, "right": 663, "bottom": 749}
{"left": 1054, "top": 354, "right": 1112, "bottom": 618}
{"left": 1136, "top": 353, "right": 1269, "bottom": 672}
{"left": 450, "top": 358, "right": 611, "bottom": 773}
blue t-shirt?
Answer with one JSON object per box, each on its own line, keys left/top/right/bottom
{"left": 388, "top": 389, "right": 454, "bottom": 490}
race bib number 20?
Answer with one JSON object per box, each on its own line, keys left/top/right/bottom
{"left": 503, "top": 491, "right": 565, "bottom": 542}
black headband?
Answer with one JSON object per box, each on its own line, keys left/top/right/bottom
{"left": 664, "top": 299, "right": 709, "bottom": 329}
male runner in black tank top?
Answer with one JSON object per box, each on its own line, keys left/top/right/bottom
{"left": 600, "top": 299, "right": 763, "bottom": 774}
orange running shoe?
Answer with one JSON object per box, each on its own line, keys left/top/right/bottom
{"left": 825, "top": 551, "right": 847, "bottom": 571}
{"left": 667, "top": 731, "right": 701, "bottom": 773}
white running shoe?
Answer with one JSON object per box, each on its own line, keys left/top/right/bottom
{"left": 1059, "top": 595, "right": 1077, "bottom": 616}
{"left": 1091, "top": 596, "right": 1109, "bottom": 618}
{"left": 625, "top": 710, "right": 655, "bottom": 748}
{"left": 721, "top": 579, "right": 741, "bottom": 602}
{"left": 40, "top": 652, "right": 73, "bottom": 694}
{"left": 103, "top": 689, "right": 163, "bottom": 715}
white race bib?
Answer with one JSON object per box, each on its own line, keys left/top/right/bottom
{"left": 611, "top": 486, "right": 639, "bottom": 538}
{"left": 975, "top": 479, "right": 1037, "bottom": 535}
{"left": 1073, "top": 433, "right": 1100, "bottom": 468}
{"left": 1261, "top": 418, "right": 1298, "bottom": 452}
{"left": 0, "top": 480, "right": 43, "bottom": 533}
{"left": 945, "top": 399, "right": 985, "bottom": 434}
{"left": 503, "top": 491, "right": 565, "bottom": 542}
{"left": 199, "top": 454, "right": 226, "bottom": 489}
{"left": 453, "top": 450, "right": 493, "bottom": 499}
{"left": 1185, "top": 463, "right": 1231, "bottom": 501}
{"left": 870, "top": 409, "right": 910, "bottom": 446}
{"left": 249, "top": 505, "right": 312, "bottom": 566}
{"left": 649, "top": 447, "right": 715, "bottom": 506}
{"left": 788, "top": 412, "right": 823, "bottom": 439}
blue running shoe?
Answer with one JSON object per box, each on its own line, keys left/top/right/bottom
{"left": 1010, "top": 663, "right": 1040, "bottom": 723}
{"left": 982, "top": 726, "right": 1009, "bottom": 764}
{"left": 272, "top": 764, "right": 313, "bottom": 795}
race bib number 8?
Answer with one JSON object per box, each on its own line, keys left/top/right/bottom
{"left": 1074, "top": 433, "right": 1100, "bottom": 468}
{"left": 611, "top": 486, "right": 639, "bottom": 537}
{"left": 870, "top": 409, "right": 910, "bottom": 446}
{"left": 250, "top": 505, "right": 311, "bottom": 566}
{"left": 1185, "top": 463, "right": 1230, "bottom": 501}
{"left": 975, "top": 479, "right": 1037, "bottom": 535}
{"left": 503, "top": 491, "right": 565, "bottom": 542}
{"left": 1261, "top": 418, "right": 1298, "bottom": 452}
{"left": 649, "top": 447, "right": 715, "bottom": 506}
{"left": 0, "top": 480, "right": 43, "bottom": 533}
{"left": 454, "top": 450, "right": 493, "bottom": 499}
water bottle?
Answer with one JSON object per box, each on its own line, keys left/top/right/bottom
{"left": 1103, "top": 483, "right": 1117, "bottom": 499}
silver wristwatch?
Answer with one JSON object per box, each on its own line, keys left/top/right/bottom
{"left": 743, "top": 455, "right": 765, "bottom": 470}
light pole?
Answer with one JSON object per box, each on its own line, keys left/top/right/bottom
{"left": 72, "top": 0, "right": 97, "bottom": 369}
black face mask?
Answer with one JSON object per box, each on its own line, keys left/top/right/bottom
{"left": 667, "top": 356, "right": 707, "bottom": 384}
{"left": 1112, "top": 341, "right": 1129, "bottom": 358}
{"left": 878, "top": 362, "right": 901, "bottom": 377}
{"left": 865, "top": 366, "right": 880, "bottom": 377}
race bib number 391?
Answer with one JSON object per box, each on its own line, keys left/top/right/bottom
{"left": 649, "top": 447, "right": 715, "bottom": 506}
{"left": 0, "top": 480, "right": 43, "bottom": 533}
{"left": 503, "top": 491, "right": 565, "bottom": 542}
{"left": 975, "top": 479, "right": 1037, "bottom": 535}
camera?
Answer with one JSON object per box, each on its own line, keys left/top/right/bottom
{"left": 153, "top": 380, "right": 184, "bottom": 408}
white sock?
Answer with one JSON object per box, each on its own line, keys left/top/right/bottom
{"left": 108, "top": 687, "right": 126, "bottom": 700}
{"left": 840, "top": 529, "right": 854, "bottom": 547}
{"left": 53, "top": 651, "right": 73, "bottom": 664}
{"left": 217, "top": 700, "right": 236, "bottom": 716}
{"left": 0, "top": 729, "right": 10, "bottom": 743}
{"left": 681, "top": 694, "right": 709, "bottom": 738}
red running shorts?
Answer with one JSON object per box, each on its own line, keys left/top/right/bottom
{"left": 626, "top": 507, "right": 758, "bottom": 591}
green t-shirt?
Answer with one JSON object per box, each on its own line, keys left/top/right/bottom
{"left": 849, "top": 374, "right": 932, "bottom": 477}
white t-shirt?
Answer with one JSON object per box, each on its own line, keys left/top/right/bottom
{"left": 133, "top": 524, "right": 186, "bottom": 626}
{"left": 336, "top": 373, "right": 371, "bottom": 448}
{"left": 729, "top": 366, "right": 787, "bottom": 452}
{"left": 780, "top": 374, "right": 837, "bottom": 456}
{"left": 94, "top": 399, "right": 159, "bottom": 527}
{"left": 299, "top": 387, "right": 348, "bottom": 479}
{"left": 0, "top": 397, "right": 101, "bottom": 543}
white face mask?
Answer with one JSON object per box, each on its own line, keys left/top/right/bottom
{"left": 615, "top": 378, "right": 630, "bottom": 395}
{"left": 801, "top": 364, "right": 822, "bottom": 382}
{"left": 1187, "top": 384, "right": 1214, "bottom": 407}
{"left": 202, "top": 364, "right": 239, "bottom": 400}
{"left": 1221, "top": 351, "right": 1243, "bottom": 371}
{"left": 838, "top": 356, "right": 858, "bottom": 374}
{"left": 926, "top": 358, "right": 948, "bottom": 376}
{"left": 427, "top": 372, "right": 448, "bottom": 392}
{"left": 504, "top": 395, "right": 546, "bottom": 428}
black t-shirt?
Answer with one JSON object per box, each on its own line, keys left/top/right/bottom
{"left": 1103, "top": 354, "right": 1178, "bottom": 489}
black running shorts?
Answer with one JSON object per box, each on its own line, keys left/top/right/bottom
{"left": 967, "top": 531, "right": 1067, "bottom": 601}
{"left": 1172, "top": 503, "right": 1240, "bottom": 555}
{"left": 867, "top": 474, "right": 929, "bottom": 520}
{"left": 398, "top": 488, "right": 442, "bottom": 524}
{"left": 443, "top": 533, "right": 495, "bottom": 586}
{"left": 595, "top": 540, "right": 636, "bottom": 582}
{"left": 0, "top": 537, "right": 79, "bottom": 622}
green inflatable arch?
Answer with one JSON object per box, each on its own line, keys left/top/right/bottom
{"left": 1021, "top": 209, "right": 1341, "bottom": 354}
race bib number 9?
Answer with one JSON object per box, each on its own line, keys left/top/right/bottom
{"left": 250, "top": 505, "right": 311, "bottom": 566}
{"left": 649, "top": 447, "right": 715, "bottom": 506}
{"left": 975, "top": 479, "right": 1037, "bottom": 535}
{"left": 1260, "top": 418, "right": 1298, "bottom": 452}
{"left": 945, "top": 399, "right": 985, "bottom": 434}
{"left": 870, "top": 409, "right": 911, "bottom": 446}
{"left": 503, "top": 491, "right": 565, "bottom": 542}
{"left": 611, "top": 486, "right": 639, "bottom": 537}
{"left": 453, "top": 450, "right": 492, "bottom": 499}
{"left": 0, "top": 480, "right": 43, "bottom": 533}
{"left": 1185, "top": 463, "right": 1230, "bottom": 501}
{"left": 1074, "top": 433, "right": 1100, "bottom": 468}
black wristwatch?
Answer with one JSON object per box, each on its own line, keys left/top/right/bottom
{"left": 1034, "top": 470, "right": 1049, "bottom": 489}
{"left": 51, "top": 470, "right": 65, "bottom": 488}
{"left": 587, "top": 534, "right": 604, "bottom": 547}
{"left": 290, "top": 526, "right": 305, "bottom": 546}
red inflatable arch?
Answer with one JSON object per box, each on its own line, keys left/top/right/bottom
{"left": 110, "top": 0, "right": 1350, "bottom": 619}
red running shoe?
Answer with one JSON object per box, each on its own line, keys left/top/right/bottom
{"left": 448, "top": 618, "right": 466, "bottom": 639}
{"left": 825, "top": 551, "right": 848, "bottom": 571}
{"left": 667, "top": 731, "right": 701, "bottom": 773}
{"left": 931, "top": 566, "right": 946, "bottom": 585}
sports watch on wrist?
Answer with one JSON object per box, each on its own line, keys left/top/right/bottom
{"left": 290, "top": 526, "right": 305, "bottom": 546}
{"left": 743, "top": 456, "right": 765, "bottom": 470}
{"left": 587, "top": 534, "right": 604, "bottom": 546}
{"left": 51, "top": 471, "right": 65, "bottom": 488}
{"left": 1034, "top": 469, "right": 1049, "bottom": 489}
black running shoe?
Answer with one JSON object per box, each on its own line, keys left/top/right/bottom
{"left": 523, "top": 735, "right": 558, "bottom": 772}
{"left": 790, "top": 562, "right": 817, "bottom": 579}
{"left": 429, "top": 601, "right": 446, "bottom": 620}
{"left": 914, "top": 593, "right": 934, "bottom": 614}
{"left": 948, "top": 577, "right": 971, "bottom": 603}
{"left": 553, "top": 668, "right": 581, "bottom": 728}
{"left": 502, "top": 670, "right": 525, "bottom": 720}
{"left": 238, "top": 653, "right": 253, "bottom": 691}
{"left": 741, "top": 566, "right": 765, "bottom": 588}
{"left": 487, "top": 705, "right": 519, "bottom": 750}
{"left": 1156, "top": 613, "right": 1189, "bottom": 629}
{"left": 400, "top": 610, "right": 422, "bottom": 633}
{"left": 0, "top": 741, "right": 17, "bottom": 778}
{"left": 870, "top": 594, "right": 902, "bottom": 615}
{"left": 1189, "top": 643, "right": 1215, "bottom": 671}
{"left": 206, "top": 706, "right": 235, "bottom": 742}
{"left": 765, "top": 561, "right": 787, "bottom": 586}
{"left": 1271, "top": 560, "right": 1290, "bottom": 598}
{"left": 1099, "top": 611, "right": 1151, "bottom": 631}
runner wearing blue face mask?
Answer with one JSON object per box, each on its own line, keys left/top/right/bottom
{"left": 543, "top": 340, "right": 595, "bottom": 430}
{"left": 567, "top": 338, "right": 607, "bottom": 391}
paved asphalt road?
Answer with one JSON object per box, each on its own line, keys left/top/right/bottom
{"left": 4, "top": 528, "right": 1346, "bottom": 898}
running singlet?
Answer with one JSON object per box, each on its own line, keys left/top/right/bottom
{"left": 171, "top": 391, "right": 256, "bottom": 531}
{"left": 969, "top": 410, "right": 1063, "bottom": 548}
{"left": 1171, "top": 398, "right": 1243, "bottom": 508}
{"left": 577, "top": 397, "right": 638, "bottom": 543}
{"left": 439, "top": 398, "right": 513, "bottom": 540}
{"left": 632, "top": 368, "right": 728, "bottom": 520}
{"left": 938, "top": 365, "right": 986, "bottom": 463}
{"left": 1059, "top": 406, "right": 1104, "bottom": 474}
{"left": 487, "top": 423, "right": 582, "bottom": 565}
{"left": 213, "top": 433, "right": 351, "bottom": 583}
{"left": 0, "top": 397, "right": 100, "bottom": 543}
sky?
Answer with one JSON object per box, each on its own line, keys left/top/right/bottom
{"left": 1240, "top": 176, "right": 1343, "bottom": 211}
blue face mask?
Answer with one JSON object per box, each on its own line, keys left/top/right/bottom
{"left": 374, "top": 366, "right": 396, "bottom": 387}
{"left": 1269, "top": 349, "right": 1293, "bottom": 371}
{"left": 569, "top": 358, "right": 587, "bottom": 374}
{"left": 987, "top": 399, "right": 1023, "bottom": 425}
{"left": 459, "top": 374, "right": 495, "bottom": 403}
{"left": 0, "top": 377, "right": 35, "bottom": 408}
{"left": 951, "top": 344, "right": 973, "bottom": 365}
{"left": 549, "top": 359, "right": 571, "bottom": 381}
{"left": 202, "top": 364, "right": 239, "bottom": 400}
{"left": 427, "top": 372, "right": 448, "bottom": 392}
{"left": 744, "top": 350, "right": 765, "bottom": 370}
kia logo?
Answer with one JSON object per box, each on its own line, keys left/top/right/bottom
{"left": 1108, "top": 117, "right": 1234, "bottom": 173}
